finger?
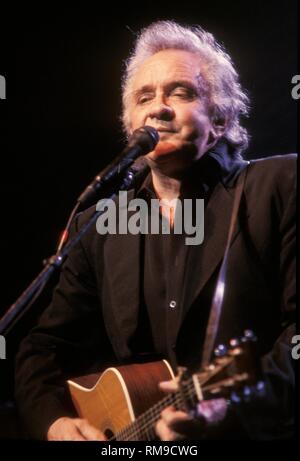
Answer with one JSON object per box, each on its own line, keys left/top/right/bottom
{"left": 77, "top": 419, "right": 106, "bottom": 441}
{"left": 158, "top": 379, "right": 179, "bottom": 393}
{"left": 155, "top": 417, "right": 184, "bottom": 441}
{"left": 47, "top": 418, "right": 86, "bottom": 441}
{"left": 160, "top": 407, "right": 205, "bottom": 438}
{"left": 61, "top": 422, "right": 87, "bottom": 441}
{"left": 160, "top": 406, "right": 189, "bottom": 425}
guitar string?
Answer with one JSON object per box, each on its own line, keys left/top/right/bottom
{"left": 110, "top": 390, "right": 184, "bottom": 441}
{"left": 129, "top": 393, "right": 184, "bottom": 441}
{"left": 114, "top": 392, "right": 183, "bottom": 441}
{"left": 111, "top": 374, "right": 205, "bottom": 440}
{"left": 107, "top": 354, "right": 240, "bottom": 440}
{"left": 110, "top": 376, "right": 199, "bottom": 441}
{"left": 112, "top": 370, "right": 212, "bottom": 440}
{"left": 111, "top": 370, "right": 243, "bottom": 440}
{"left": 111, "top": 393, "right": 177, "bottom": 441}
{"left": 116, "top": 376, "right": 200, "bottom": 441}
{"left": 121, "top": 384, "right": 195, "bottom": 441}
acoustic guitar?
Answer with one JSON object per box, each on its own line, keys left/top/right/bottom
{"left": 68, "top": 332, "right": 263, "bottom": 440}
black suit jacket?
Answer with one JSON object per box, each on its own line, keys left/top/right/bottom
{"left": 15, "top": 153, "right": 296, "bottom": 439}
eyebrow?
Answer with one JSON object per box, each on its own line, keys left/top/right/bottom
{"left": 133, "top": 85, "right": 154, "bottom": 100}
{"left": 132, "top": 79, "right": 199, "bottom": 100}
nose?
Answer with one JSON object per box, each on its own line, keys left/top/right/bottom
{"left": 148, "top": 96, "right": 174, "bottom": 122}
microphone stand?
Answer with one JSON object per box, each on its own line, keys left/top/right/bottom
{"left": 0, "top": 169, "right": 137, "bottom": 336}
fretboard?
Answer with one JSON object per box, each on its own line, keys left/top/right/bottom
{"left": 111, "top": 376, "right": 198, "bottom": 441}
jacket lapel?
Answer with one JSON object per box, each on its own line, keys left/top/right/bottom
{"left": 102, "top": 191, "right": 141, "bottom": 358}
{"left": 180, "top": 179, "right": 246, "bottom": 322}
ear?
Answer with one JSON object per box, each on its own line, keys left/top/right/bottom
{"left": 212, "top": 113, "right": 227, "bottom": 137}
{"left": 207, "top": 115, "right": 227, "bottom": 148}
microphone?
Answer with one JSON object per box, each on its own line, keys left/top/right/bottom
{"left": 77, "top": 126, "right": 159, "bottom": 205}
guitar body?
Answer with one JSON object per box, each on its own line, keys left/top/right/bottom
{"left": 67, "top": 335, "right": 260, "bottom": 440}
{"left": 67, "top": 360, "right": 174, "bottom": 439}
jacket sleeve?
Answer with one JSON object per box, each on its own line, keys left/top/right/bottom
{"left": 233, "top": 157, "right": 296, "bottom": 439}
{"left": 14, "top": 212, "right": 108, "bottom": 440}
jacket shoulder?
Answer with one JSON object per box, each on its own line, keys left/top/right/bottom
{"left": 247, "top": 153, "right": 297, "bottom": 185}
{"left": 244, "top": 154, "right": 296, "bottom": 217}
{"left": 248, "top": 153, "right": 296, "bottom": 171}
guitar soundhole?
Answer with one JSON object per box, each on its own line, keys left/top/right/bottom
{"left": 104, "top": 428, "right": 114, "bottom": 440}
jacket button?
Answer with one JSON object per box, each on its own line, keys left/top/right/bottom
{"left": 169, "top": 300, "right": 177, "bottom": 309}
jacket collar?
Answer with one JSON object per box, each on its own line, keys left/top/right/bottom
{"left": 135, "top": 139, "right": 249, "bottom": 198}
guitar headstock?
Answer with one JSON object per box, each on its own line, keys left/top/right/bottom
{"left": 193, "top": 330, "right": 265, "bottom": 405}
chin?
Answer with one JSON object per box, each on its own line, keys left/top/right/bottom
{"left": 152, "top": 139, "right": 199, "bottom": 160}
{"left": 147, "top": 146, "right": 200, "bottom": 178}
{"left": 150, "top": 140, "right": 183, "bottom": 158}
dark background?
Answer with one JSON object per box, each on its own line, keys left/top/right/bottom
{"left": 0, "top": 1, "right": 298, "bottom": 430}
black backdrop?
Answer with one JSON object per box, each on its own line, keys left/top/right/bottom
{"left": 0, "top": 1, "right": 298, "bottom": 407}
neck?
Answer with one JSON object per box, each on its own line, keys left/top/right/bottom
{"left": 151, "top": 169, "right": 182, "bottom": 201}
{"left": 145, "top": 152, "right": 195, "bottom": 200}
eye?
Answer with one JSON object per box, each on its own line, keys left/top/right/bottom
{"left": 137, "top": 93, "right": 154, "bottom": 105}
{"left": 170, "top": 87, "right": 197, "bottom": 100}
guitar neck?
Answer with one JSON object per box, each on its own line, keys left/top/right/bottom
{"left": 112, "top": 350, "right": 254, "bottom": 441}
{"left": 113, "top": 378, "right": 197, "bottom": 441}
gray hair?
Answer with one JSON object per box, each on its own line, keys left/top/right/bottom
{"left": 121, "top": 20, "right": 250, "bottom": 157}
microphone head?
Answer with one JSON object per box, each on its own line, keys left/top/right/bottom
{"left": 128, "top": 126, "right": 159, "bottom": 154}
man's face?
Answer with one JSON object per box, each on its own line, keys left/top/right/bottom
{"left": 128, "top": 49, "right": 222, "bottom": 172}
